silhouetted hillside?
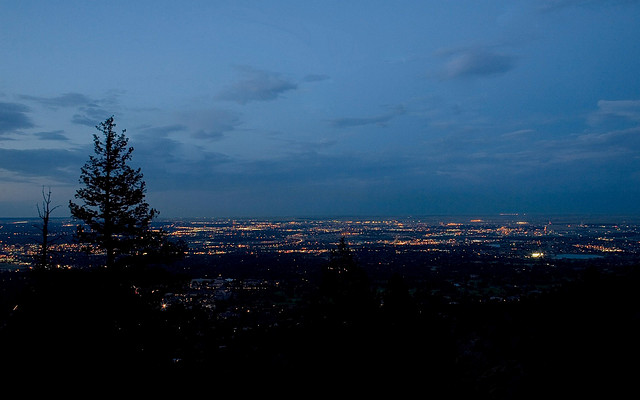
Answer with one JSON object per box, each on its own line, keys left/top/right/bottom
{"left": 1, "top": 263, "right": 638, "bottom": 395}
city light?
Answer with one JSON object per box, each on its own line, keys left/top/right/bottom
{"left": 2, "top": 216, "right": 639, "bottom": 272}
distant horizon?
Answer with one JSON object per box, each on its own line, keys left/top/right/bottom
{"left": 4, "top": 212, "right": 640, "bottom": 223}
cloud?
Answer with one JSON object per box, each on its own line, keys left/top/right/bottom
{"left": 19, "top": 92, "right": 94, "bottom": 108}
{"left": 214, "top": 151, "right": 413, "bottom": 193}
{"left": 592, "top": 99, "right": 640, "bottom": 122}
{"left": 424, "top": 115, "right": 640, "bottom": 190}
{"left": 217, "top": 66, "right": 298, "bottom": 104}
{"left": 71, "top": 105, "right": 114, "bottom": 126}
{"left": 134, "top": 136, "right": 184, "bottom": 167}
{"left": 71, "top": 114, "right": 98, "bottom": 127}
{"left": 135, "top": 110, "right": 242, "bottom": 143}
{"left": 140, "top": 124, "right": 188, "bottom": 137}
{"left": 275, "top": 137, "right": 338, "bottom": 153}
{"left": 574, "top": 126, "right": 640, "bottom": 147}
{"left": 188, "top": 109, "right": 243, "bottom": 140}
{"left": 501, "top": 129, "right": 536, "bottom": 138}
{"left": 440, "top": 48, "right": 516, "bottom": 79}
{"left": 19, "top": 91, "right": 118, "bottom": 127}
{"left": 330, "top": 106, "right": 406, "bottom": 128}
{"left": 33, "top": 130, "right": 69, "bottom": 141}
{"left": 0, "top": 102, "right": 34, "bottom": 135}
{"left": 0, "top": 147, "right": 84, "bottom": 182}
{"left": 141, "top": 147, "right": 232, "bottom": 190}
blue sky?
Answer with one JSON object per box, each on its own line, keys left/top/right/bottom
{"left": 1, "top": 0, "right": 640, "bottom": 218}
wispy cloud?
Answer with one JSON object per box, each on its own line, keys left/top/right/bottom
{"left": 19, "top": 92, "right": 94, "bottom": 108}
{"left": 330, "top": 106, "right": 406, "bottom": 128}
{"left": 439, "top": 47, "right": 516, "bottom": 79}
{"left": 135, "top": 110, "right": 242, "bottom": 143}
{"left": 71, "top": 104, "right": 114, "bottom": 126}
{"left": 140, "top": 124, "right": 188, "bottom": 137}
{"left": 0, "top": 102, "right": 34, "bottom": 135}
{"left": 591, "top": 99, "right": 640, "bottom": 123}
{"left": 574, "top": 126, "right": 640, "bottom": 147}
{"left": 501, "top": 129, "right": 536, "bottom": 138}
{"left": 33, "top": 130, "right": 69, "bottom": 141}
{"left": 19, "top": 91, "right": 118, "bottom": 127}
{"left": 71, "top": 114, "right": 99, "bottom": 127}
{"left": 217, "top": 66, "right": 298, "bottom": 104}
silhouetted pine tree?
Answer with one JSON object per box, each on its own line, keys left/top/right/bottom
{"left": 69, "top": 116, "right": 157, "bottom": 268}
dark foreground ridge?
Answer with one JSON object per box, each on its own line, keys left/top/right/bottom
{"left": 1, "top": 252, "right": 639, "bottom": 397}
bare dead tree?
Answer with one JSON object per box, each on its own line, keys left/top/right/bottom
{"left": 36, "top": 186, "right": 60, "bottom": 268}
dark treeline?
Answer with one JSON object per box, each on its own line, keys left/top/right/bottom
{"left": 1, "top": 248, "right": 639, "bottom": 397}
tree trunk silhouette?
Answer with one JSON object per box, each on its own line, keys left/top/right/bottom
{"left": 36, "top": 186, "right": 59, "bottom": 269}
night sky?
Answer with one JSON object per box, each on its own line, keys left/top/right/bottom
{"left": 1, "top": 1, "right": 639, "bottom": 218}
